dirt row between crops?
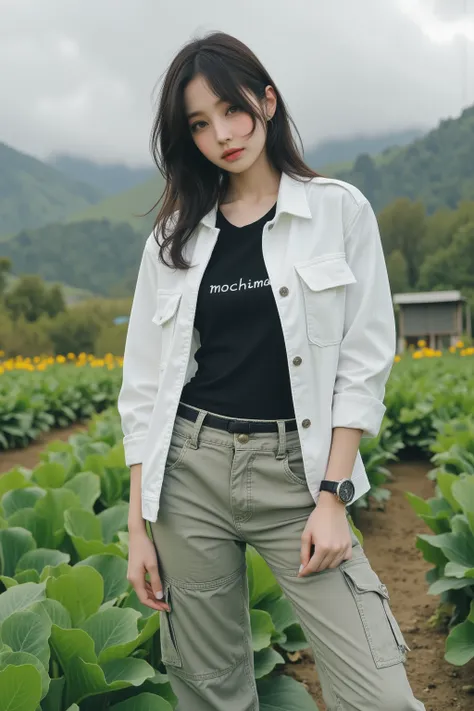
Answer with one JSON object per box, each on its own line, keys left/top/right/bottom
{"left": 1, "top": 430, "right": 474, "bottom": 710}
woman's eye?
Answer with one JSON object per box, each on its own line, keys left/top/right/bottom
{"left": 190, "top": 121, "right": 206, "bottom": 133}
{"left": 227, "top": 105, "right": 240, "bottom": 114}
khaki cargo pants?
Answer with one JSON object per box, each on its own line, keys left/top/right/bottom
{"left": 150, "top": 408, "right": 425, "bottom": 711}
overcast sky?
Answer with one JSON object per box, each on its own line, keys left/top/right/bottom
{"left": 1, "top": 0, "right": 473, "bottom": 166}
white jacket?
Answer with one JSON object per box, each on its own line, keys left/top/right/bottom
{"left": 118, "top": 173, "right": 396, "bottom": 522}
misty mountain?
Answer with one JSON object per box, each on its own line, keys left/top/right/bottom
{"left": 0, "top": 142, "right": 104, "bottom": 238}
{"left": 48, "top": 154, "right": 157, "bottom": 196}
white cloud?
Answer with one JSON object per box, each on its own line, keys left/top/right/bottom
{"left": 0, "top": 0, "right": 473, "bottom": 165}
{"left": 400, "top": 0, "right": 474, "bottom": 43}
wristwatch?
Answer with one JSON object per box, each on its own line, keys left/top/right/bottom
{"left": 319, "top": 479, "right": 355, "bottom": 505}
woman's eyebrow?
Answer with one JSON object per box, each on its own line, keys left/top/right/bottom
{"left": 187, "top": 98, "right": 225, "bottom": 120}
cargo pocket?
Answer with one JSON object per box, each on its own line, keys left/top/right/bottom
{"left": 295, "top": 254, "right": 356, "bottom": 347}
{"left": 160, "top": 583, "right": 182, "bottom": 668}
{"left": 341, "top": 558, "right": 410, "bottom": 669}
{"left": 152, "top": 289, "right": 182, "bottom": 363}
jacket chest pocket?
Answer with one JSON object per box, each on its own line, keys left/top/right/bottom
{"left": 295, "top": 254, "right": 356, "bottom": 347}
{"left": 152, "top": 289, "right": 182, "bottom": 364}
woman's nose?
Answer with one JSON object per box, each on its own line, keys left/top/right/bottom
{"left": 214, "top": 120, "right": 232, "bottom": 144}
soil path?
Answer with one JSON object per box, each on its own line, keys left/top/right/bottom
{"left": 285, "top": 462, "right": 474, "bottom": 710}
{"left": 0, "top": 423, "right": 87, "bottom": 474}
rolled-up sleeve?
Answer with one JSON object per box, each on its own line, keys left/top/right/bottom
{"left": 117, "top": 236, "right": 161, "bottom": 466}
{"left": 331, "top": 199, "right": 396, "bottom": 438}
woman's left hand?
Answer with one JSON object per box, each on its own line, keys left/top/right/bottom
{"left": 298, "top": 493, "right": 353, "bottom": 577}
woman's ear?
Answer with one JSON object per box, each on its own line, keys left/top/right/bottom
{"left": 264, "top": 85, "right": 277, "bottom": 120}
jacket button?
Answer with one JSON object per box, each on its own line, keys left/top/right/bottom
{"left": 268, "top": 223, "right": 274, "bottom": 231}
{"left": 237, "top": 433, "right": 249, "bottom": 444}
{"left": 279, "top": 286, "right": 289, "bottom": 297}
{"left": 293, "top": 356, "right": 302, "bottom": 366}
{"left": 302, "top": 419, "right": 311, "bottom": 428}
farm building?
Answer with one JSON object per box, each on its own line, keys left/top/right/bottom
{"left": 393, "top": 290, "right": 472, "bottom": 353}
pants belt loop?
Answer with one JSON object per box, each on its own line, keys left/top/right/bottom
{"left": 275, "top": 420, "right": 286, "bottom": 460}
{"left": 188, "top": 409, "right": 207, "bottom": 450}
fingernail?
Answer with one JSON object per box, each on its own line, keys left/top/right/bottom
{"left": 299, "top": 564, "right": 304, "bottom": 574}
{"left": 155, "top": 591, "right": 164, "bottom": 600}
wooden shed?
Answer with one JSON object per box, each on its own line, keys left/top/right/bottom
{"left": 392, "top": 291, "right": 472, "bottom": 353}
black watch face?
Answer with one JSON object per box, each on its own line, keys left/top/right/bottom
{"left": 338, "top": 480, "right": 355, "bottom": 504}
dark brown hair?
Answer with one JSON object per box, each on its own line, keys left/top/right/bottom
{"left": 150, "top": 31, "right": 318, "bottom": 269}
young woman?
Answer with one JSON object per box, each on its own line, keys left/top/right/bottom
{"left": 118, "top": 31, "right": 425, "bottom": 711}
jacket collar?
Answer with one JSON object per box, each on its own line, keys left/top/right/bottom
{"left": 199, "top": 171, "right": 312, "bottom": 229}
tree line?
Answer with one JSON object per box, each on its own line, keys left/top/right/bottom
{"left": 0, "top": 260, "right": 131, "bottom": 358}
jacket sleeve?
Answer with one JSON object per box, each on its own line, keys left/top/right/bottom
{"left": 117, "top": 237, "right": 161, "bottom": 466}
{"left": 331, "top": 199, "right": 396, "bottom": 438}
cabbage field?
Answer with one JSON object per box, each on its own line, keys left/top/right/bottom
{"left": 0, "top": 344, "right": 472, "bottom": 709}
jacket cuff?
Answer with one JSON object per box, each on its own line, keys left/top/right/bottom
{"left": 331, "top": 392, "right": 386, "bottom": 439}
{"left": 123, "top": 434, "right": 148, "bottom": 467}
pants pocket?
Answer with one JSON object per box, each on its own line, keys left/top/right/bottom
{"left": 340, "top": 558, "right": 410, "bottom": 669}
{"left": 282, "top": 447, "right": 307, "bottom": 486}
{"left": 165, "top": 432, "right": 190, "bottom": 473}
{"left": 160, "top": 583, "right": 182, "bottom": 668}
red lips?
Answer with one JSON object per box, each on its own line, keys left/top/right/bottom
{"left": 221, "top": 148, "right": 244, "bottom": 160}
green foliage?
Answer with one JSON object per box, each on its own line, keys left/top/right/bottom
{"left": 0, "top": 257, "right": 11, "bottom": 296}
{"left": 4, "top": 275, "right": 66, "bottom": 323}
{"left": 0, "top": 365, "right": 122, "bottom": 450}
{"left": 48, "top": 308, "right": 104, "bottom": 355}
{"left": 386, "top": 249, "right": 409, "bottom": 294}
{"left": 418, "top": 222, "right": 474, "bottom": 291}
{"left": 404, "top": 409, "right": 474, "bottom": 667}
{"left": 0, "top": 283, "right": 131, "bottom": 358}
{"left": 353, "top": 416, "right": 404, "bottom": 514}
{"left": 0, "top": 220, "right": 145, "bottom": 297}
{"left": 384, "top": 357, "right": 474, "bottom": 451}
{"left": 0, "top": 142, "right": 103, "bottom": 238}
{"left": 0, "top": 408, "right": 318, "bottom": 710}
{"left": 377, "top": 198, "right": 426, "bottom": 287}
{"left": 333, "top": 104, "right": 474, "bottom": 214}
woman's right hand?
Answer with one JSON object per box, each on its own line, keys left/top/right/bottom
{"left": 127, "top": 530, "right": 171, "bottom": 612}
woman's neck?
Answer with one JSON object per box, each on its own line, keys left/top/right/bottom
{"left": 224, "top": 153, "right": 280, "bottom": 206}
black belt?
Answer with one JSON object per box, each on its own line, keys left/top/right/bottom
{"left": 177, "top": 402, "right": 298, "bottom": 434}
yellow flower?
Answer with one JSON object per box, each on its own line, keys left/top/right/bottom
{"left": 456, "top": 340, "right": 464, "bottom": 348}
{"left": 417, "top": 339, "right": 426, "bottom": 348}
{"left": 56, "top": 355, "right": 66, "bottom": 364}
{"left": 394, "top": 355, "right": 402, "bottom": 363}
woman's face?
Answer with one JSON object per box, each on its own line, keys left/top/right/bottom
{"left": 184, "top": 74, "right": 276, "bottom": 174}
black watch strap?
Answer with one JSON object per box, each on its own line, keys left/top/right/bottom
{"left": 320, "top": 481, "right": 338, "bottom": 495}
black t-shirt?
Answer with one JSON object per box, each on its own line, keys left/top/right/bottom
{"left": 180, "top": 203, "right": 295, "bottom": 420}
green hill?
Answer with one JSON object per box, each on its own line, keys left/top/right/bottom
{"left": 330, "top": 105, "right": 474, "bottom": 213}
{"left": 68, "top": 174, "right": 164, "bottom": 235}
{"left": 48, "top": 154, "right": 156, "bottom": 196}
{"left": 0, "top": 142, "right": 104, "bottom": 238}
{"left": 305, "top": 128, "right": 422, "bottom": 173}
{"left": 0, "top": 220, "right": 146, "bottom": 297}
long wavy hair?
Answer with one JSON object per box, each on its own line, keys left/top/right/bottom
{"left": 150, "top": 31, "right": 318, "bottom": 269}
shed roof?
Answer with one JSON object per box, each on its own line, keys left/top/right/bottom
{"left": 393, "top": 290, "right": 464, "bottom": 305}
